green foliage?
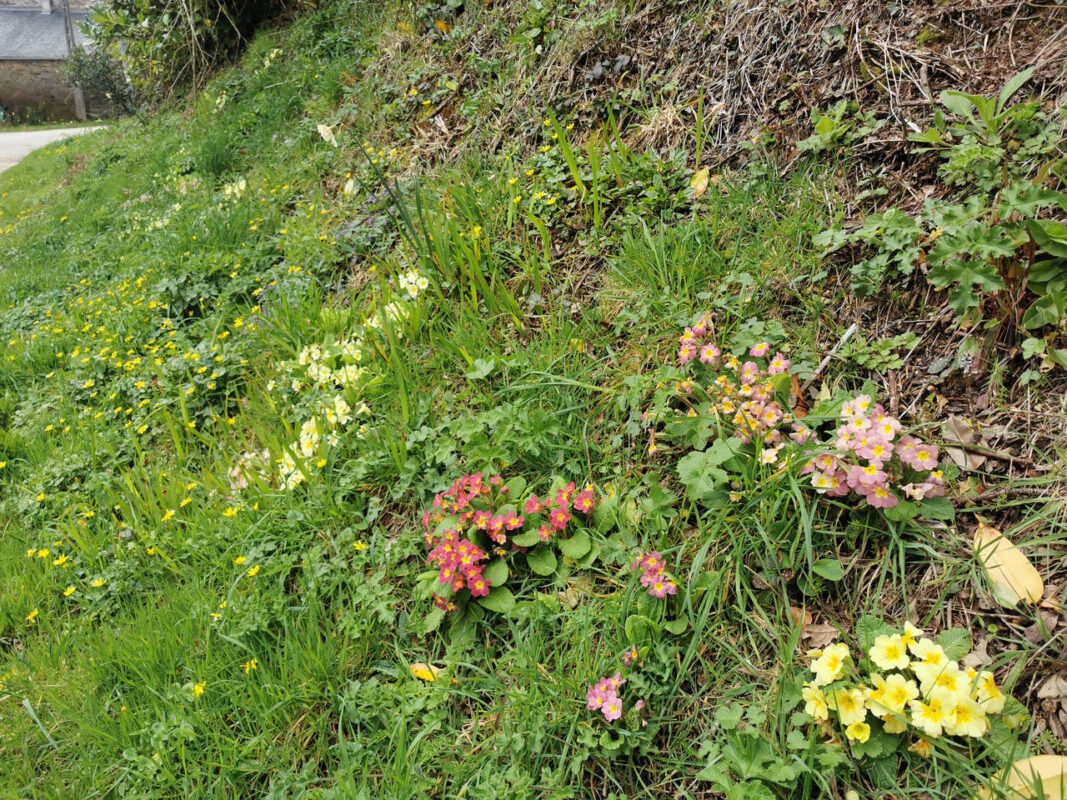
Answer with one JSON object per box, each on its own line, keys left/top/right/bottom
{"left": 798, "top": 100, "right": 883, "bottom": 155}
{"left": 817, "top": 71, "right": 1067, "bottom": 361}
{"left": 840, "top": 331, "right": 919, "bottom": 372}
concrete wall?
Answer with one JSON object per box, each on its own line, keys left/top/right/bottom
{"left": 0, "top": 2, "right": 90, "bottom": 9}
{"left": 0, "top": 59, "right": 83, "bottom": 120}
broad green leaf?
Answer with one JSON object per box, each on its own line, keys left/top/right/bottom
{"left": 664, "top": 617, "right": 689, "bottom": 635}
{"left": 997, "top": 67, "right": 1034, "bottom": 113}
{"left": 558, "top": 530, "right": 591, "bottom": 559}
{"left": 510, "top": 530, "right": 542, "bottom": 547}
{"left": 482, "top": 559, "right": 508, "bottom": 586}
{"left": 1022, "top": 337, "right": 1047, "bottom": 360}
{"left": 918, "top": 496, "right": 955, "bottom": 521}
{"left": 856, "top": 615, "right": 895, "bottom": 652}
{"left": 935, "top": 627, "right": 972, "bottom": 660}
{"left": 812, "top": 558, "right": 846, "bottom": 582}
{"left": 465, "top": 358, "right": 495, "bottom": 380}
{"left": 525, "top": 546, "right": 557, "bottom": 576}
{"left": 476, "top": 586, "right": 515, "bottom": 614}
{"left": 882, "top": 500, "right": 919, "bottom": 523}
{"left": 504, "top": 475, "right": 526, "bottom": 499}
{"left": 624, "top": 613, "right": 660, "bottom": 644}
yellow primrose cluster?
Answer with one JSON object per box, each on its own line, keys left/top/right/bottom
{"left": 803, "top": 623, "right": 1007, "bottom": 747}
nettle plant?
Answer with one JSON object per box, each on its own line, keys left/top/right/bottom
{"left": 816, "top": 69, "right": 1067, "bottom": 373}
{"left": 418, "top": 473, "right": 601, "bottom": 619}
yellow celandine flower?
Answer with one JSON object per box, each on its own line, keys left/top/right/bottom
{"left": 161, "top": 509, "right": 176, "bottom": 522}
{"left": 242, "top": 659, "right": 258, "bottom": 674}
{"left": 91, "top": 578, "right": 105, "bottom": 588}
{"left": 26, "top": 608, "right": 39, "bottom": 623}
{"left": 354, "top": 541, "right": 367, "bottom": 551}
{"left": 63, "top": 586, "right": 75, "bottom": 596}
{"left": 869, "top": 634, "right": 909, "bottom": 671}
{"left": 831, "top": 688, "right": 867, "bottom": 726}
{"left": 192, "top": 682, "right": 205, "bottom": 698}
{"left": 844, "top": 721, "right": 870, "bottom": 743}
{"left": 234, "top": 556, "right": 246, "bottom": 565}
{"left": 223, "top": 507, "right": 238, "bottom": 517}
{"left": 247, "top": 565, "right": 260, "bottom": 577}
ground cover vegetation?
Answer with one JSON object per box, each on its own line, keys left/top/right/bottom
{"left": 1, "top": 0, "right": 1066, "bottom": 797}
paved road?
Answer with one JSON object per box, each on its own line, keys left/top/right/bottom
{"left": 0, "top": 126, "right": 105, "bottom": 174}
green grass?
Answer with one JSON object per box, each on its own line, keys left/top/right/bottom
{"left": 0, "top": 1, "right": 1064, "bottom": 798}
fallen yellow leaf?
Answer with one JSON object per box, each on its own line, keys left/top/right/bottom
{"left": 973, "top": 518, "right": 1043, "bottom": 608}
{"left": 977, "top": 755, "right": 1067, "bottom": 800}
{"left": 689, "top": 167, "right": 710, "bottom": 198}
{"left": 435, "top": 19, "right": 453, "bottom": 34}
{"left": 410, "top": 662, "right": 441, "bottom": 682}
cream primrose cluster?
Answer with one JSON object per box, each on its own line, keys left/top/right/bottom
{"left": 420, "top": 473, "right": 595, "bottom": 612}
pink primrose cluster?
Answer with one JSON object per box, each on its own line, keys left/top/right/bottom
{"left": 421, "top": 474, "right": 596, "bottom": 612}
{"left": 586, "top": 672, "right": 627, "bottom": 721}
{"left": 669, "top": 314, "right": 946, "bottom": 512}
{"left": 675, "top": 318, "right": 796, "bottom": 461}
{"left": 800, "top": 394, "right": 944, "bottom": 510}
{"left": 634, "top": 551, "right": 678, "bottom": 599}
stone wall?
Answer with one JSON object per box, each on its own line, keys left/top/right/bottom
{"left": 0, "top": 59, "right": 84, "bottom": 120}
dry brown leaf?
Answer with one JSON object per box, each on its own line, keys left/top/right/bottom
{"left": 790, "top": 606, "right": 813, "bottom": 627}
{"left": 973, "top": 518, "right": 1044, "bottom": 608}
{"left": 977, "top": 755, "right": 1067, "bottom": 800}
{"left": 1037, "top": 675, "right": 1067, "bottom": 701}
{"left": 943, "top": 415, "right": 987, "bottom": 469}
{"left": 801, "top": 623, "right": 839, "bottom": 649}
{"left": 961, "top": 637, "right": 991, "bottom": 670}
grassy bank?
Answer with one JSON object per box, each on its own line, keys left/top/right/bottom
{"left": 0, "top": 1, "right": 1064, "bottom": 798}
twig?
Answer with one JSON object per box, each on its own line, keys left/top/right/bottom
{"left": 801, "top": 322, "right": 858, "bottom": 394}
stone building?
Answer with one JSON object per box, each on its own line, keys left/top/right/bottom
{"left": 0, "top": 0, "right": 90, "bottom": 121}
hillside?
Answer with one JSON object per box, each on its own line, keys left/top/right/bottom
{"left": 1, "top": 1, "right": 1066, "bottom": 797}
